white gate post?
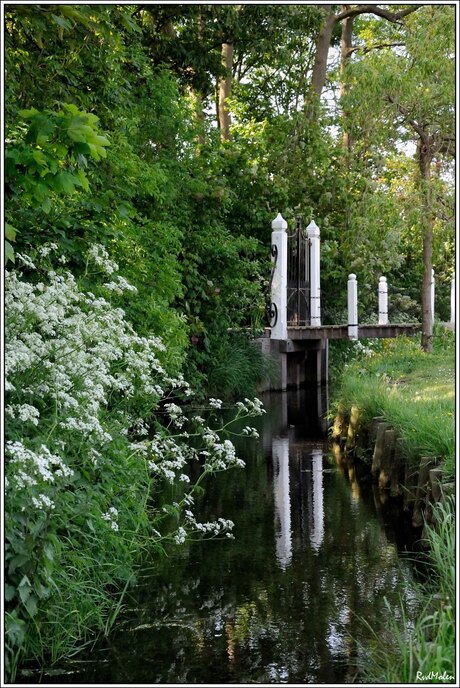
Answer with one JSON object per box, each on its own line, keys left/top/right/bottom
{"left": 378, "top": 276, "right": 388, "bottom": 325}
{"left": 431, "top": 268, "right": 435, "bottom": 324}
{"left": 270, "top": 213, "right": 288, "bottom": 340}
{"left": 307, "top": 220, "right": 321, "bottom": 326}
{"left": 348, "top": 273, "right": 358, "bottom": 340}
{"left": 451, "top": 272, "right": 455, "bottom": 326}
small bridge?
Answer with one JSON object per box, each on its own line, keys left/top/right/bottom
{"left": 265, "top": 213, "right": 426, "bottom": 388}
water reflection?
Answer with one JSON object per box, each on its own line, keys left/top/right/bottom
{"left": 310, "top": 449, "right": 324, "bottom": 553}
{"left": 272, "top": 437, "right": 292, "bottom": 569}
{"left": 29, "top": 388, "right": 420, "bottom": 685}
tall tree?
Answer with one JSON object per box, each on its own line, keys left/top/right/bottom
{"left": 308, "top": 4, "right": 421, "bottom": 103}
{"left": 218, "top": 41, "right": 233, "bottom": 141}
{"left": 341, "top": 5, "right": 455, "bottom": 350}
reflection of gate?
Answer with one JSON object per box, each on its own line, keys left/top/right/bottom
{"left": 287, "top": 217, "right": 310, "bottom": 326}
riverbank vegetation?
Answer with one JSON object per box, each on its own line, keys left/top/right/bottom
{"left": 332, "top": 329, "right": 455, "bottom": 476}
{"left": 331, "top": 331, "right": 455, "bottom": 682}
{"left": 4, "top": 4, "right": 455, "bottom": 682}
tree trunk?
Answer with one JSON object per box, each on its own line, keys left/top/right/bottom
{"left": 307, "top": 4, "right": 422, "bottom": 108}
{"left": 418, "top": 138, "right": 434, "bottom": 352}
{"left": 188, "top": 87, "right": 205, "bottom": 148}
{"left": 309, "top": 9, "right": 337, "bottom": 101}
{"left": 189, "top": 14, "right": 206, "bottom": 148}
{"left": 218, "top": 42, "right": 233, "bottom": 142}
{"left": 340, "top": 8, "right": 354, "bottom": 152}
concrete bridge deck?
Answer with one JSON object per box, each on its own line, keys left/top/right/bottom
{"left": 285, "top": 322, "right": 421, "bottom": 341}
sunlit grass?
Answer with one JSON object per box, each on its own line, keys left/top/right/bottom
{"left": 335, "top": 333, "right": 455, "bottom": 476}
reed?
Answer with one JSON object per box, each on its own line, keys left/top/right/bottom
{"left": 357, "top": 498, "right": 455, "bottom": 683}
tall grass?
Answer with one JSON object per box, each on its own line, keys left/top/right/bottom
{"left": 357, "top": 498, "right": 456, "bottom": 684}
{"left": 206, "top": 332, "right": 276, "bottom": 400}
{"left": 331, "top": 332, "right": 455, "bottom": 476}
{"left": 333, "top": 330, "right": 456, "bottom": 683}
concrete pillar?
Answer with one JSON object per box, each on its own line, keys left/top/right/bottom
{"left": 451, "top": 272, "right": 455, "bottom": 326}
{"left": 320, "top": 340, "right": 329, "bottom": 383}
{"left": 306, "top": 220, "right": 321, "bottom": 326}
{"left": 431, "top": 268, "right": 435, "bottom": 324}
{"left": 304, "top": 340, "right": 328, "bottom": 385}
{"left": 270, "top": 213, "right": 288, "bottom": 340}
{"left": 348, "top": 273, "right": 358, "bottom": 340}
{"left": 378, "top": 276, "right": 388, "bottom": 325}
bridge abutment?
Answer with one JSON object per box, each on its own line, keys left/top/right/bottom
{"left": 257, "top": 336, "right": 329, "bottom": 391}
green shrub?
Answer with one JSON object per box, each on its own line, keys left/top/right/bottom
{"left": 4, "top": 248, "right": 265, "bottom": 680}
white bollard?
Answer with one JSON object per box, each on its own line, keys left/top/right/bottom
{"left": 306, "top": 220, "right": 321, "bottom": 327}
{"left": 348, "top": 273, "right": 358, "bottom": 340}
{"left": 451, "top": 272, "right": 455, "bottom": 326}
{"left": 270, "top": 213, "right": 288, "bottom": 340}
{"left": 431, "top": 268, "right": 435, "bottom": 325}
{"left": 378, "top": 276, "right": 388, "bottom": 325}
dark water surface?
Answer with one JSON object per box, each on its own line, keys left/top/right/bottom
{"left": 31, "top": 389, "right": 420, "bottom": 685}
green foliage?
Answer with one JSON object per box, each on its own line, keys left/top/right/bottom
{"left": 6, "top": 105, "right": 109, "bottom": 214}
{"left": 333, "top": 335, "right": 455, "bottom": 475}
{"left": 4, "top": 249, "right": 265, "bottom": 680}
{"left": 341, "top": 6, "right": 455, "bottom": 325}
{"left": 3, "top": 3, "right": 456, "bottom": 679}
{"left": 204, "top": 333, "right": 274, "bottom": 401}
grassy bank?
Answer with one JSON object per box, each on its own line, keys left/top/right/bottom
{"left": 332, "top": 329, "right": 455, "bottom": 476}
{"left": 331, "top": 329, "right": 455, "bottom": 683}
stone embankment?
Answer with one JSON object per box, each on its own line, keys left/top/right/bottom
{"left": 332, "top": 406, "right": 454, "bottom": 532}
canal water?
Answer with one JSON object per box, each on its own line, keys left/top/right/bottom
{"left": 34, "top": 389, "right": 420, "bottom": 685}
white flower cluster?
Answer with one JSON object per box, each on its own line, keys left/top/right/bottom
{"left": 6, "top": 441, "right": 74, "bottom": 488}
{"left": 103, "top": 276, "right": 138, "bottom": 294}
{"left": 235, "top": 397, "right": 266, "bottom": 416}
{"left": 31, "top": 493, "right": 55, "bottom": 510}
{"left": 6, "top": 404, "right": 40, "bottom": 426}
{"left": 164, "top": 403, "right": 185, "bottom": 427}
{"left": 87, "top": 243, "right": 119, "bottom": 275}
{"left": 5, "top": 248, "right": 251, "bottom": 551}
{"left": 202, "top": 435, "right": 245, "bottom": 470}
{"left": 148, "top": 436, "right": 193, "bottom": 483}
{"left": 173, "top": 526, "right": 187, "bottom": 545}
{"left": 5, "top": 266, "right": 174, "bottom": 447}
{"left": 5, "top": 252, "right": 193, "bottom": 520}
{"left": 37, "top": 243, "right": 58, "bottom": 258}
{"left": 184, "top": 511, "right": 235, "bottom": 538}
{"left": 101, "top": 507, "right": 119, "bottom": 531}
{"left": 242, "top": 426, "right": 259, "bottom": 438}
{"left": 354, "top": 341, "right": 375, "bottom": 358}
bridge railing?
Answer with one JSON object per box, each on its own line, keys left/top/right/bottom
{"left": 269, "top": 213, "right": 455, "bottom": 341}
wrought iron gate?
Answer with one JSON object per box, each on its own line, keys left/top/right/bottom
{"left": 287, "top": 216, "right": 311, "bottom": 326}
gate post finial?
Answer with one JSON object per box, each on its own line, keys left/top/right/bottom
{"left": 272, "top": 213, "right": 288, "bottom": 231}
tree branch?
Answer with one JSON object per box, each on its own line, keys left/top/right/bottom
{"left": 335, "top": 5, "right": 422, "bottom": 24}
{"left": 346, "top": 42, "right": 405, "bottom": 56}
{"left": 386, "top": 95, "right": 427, "bottom": 141}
